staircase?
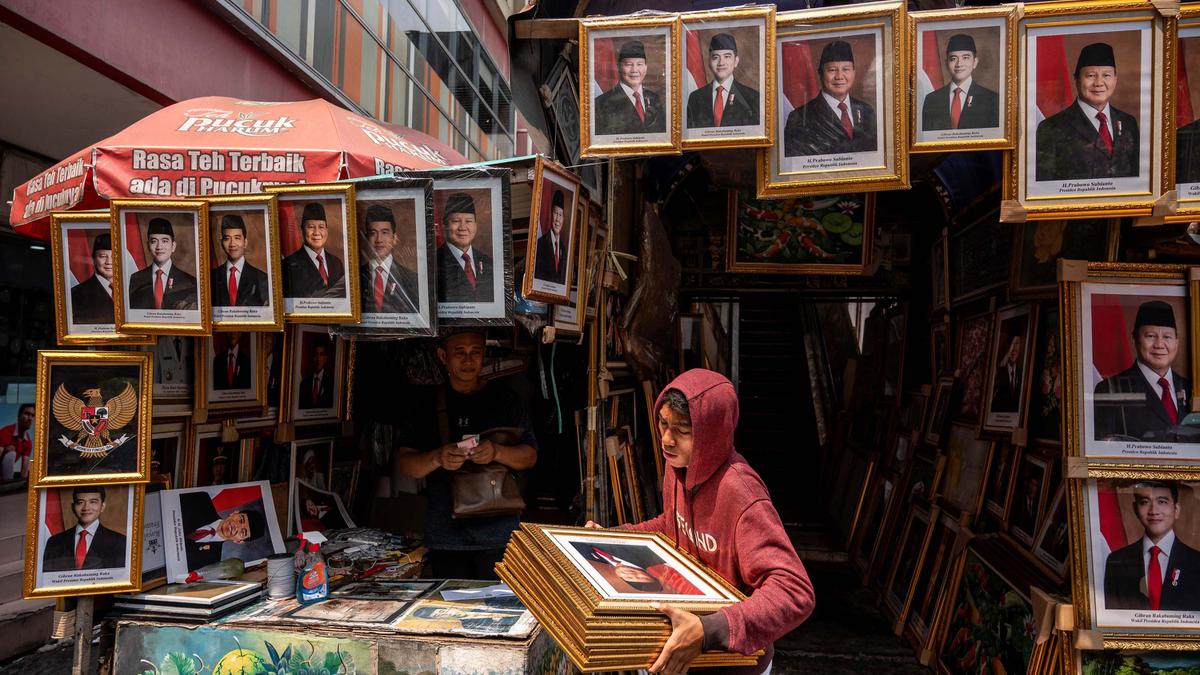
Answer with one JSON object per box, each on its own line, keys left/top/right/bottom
{"left": 0, "top": 487, "right": 53, "bottom": 662}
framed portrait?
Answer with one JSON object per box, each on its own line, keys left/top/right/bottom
{"left": 284, "top": 325, "right": 346, "bottom": 424}
{"left": 725, "top": 190, "right": 874, "bottom": 274}
{"left": 982, "top": 303, "right": 1038, "bottom": 433}
{"left": 905, "top": 446, "right": 945, "bottom": 509}
{"left": 954, "top": 307, "right": 995, "bottom": 426}
{"left": 160, "top": 480, "right": 286, "bottom": 583}
{"left": 1029, "top": 304, "right": 1064, "bottom": 446}
{"left": 431, "top": 170, "right": 513, "bottom": 323}
{"left": 679, "top": 6, "right": 775, "bottom": 150}
{"left": 149, "top": 422, "right": 185, "bottom": 491}
{"left": 1173, "top": 5, "right": 1200, "bottom": 222}
{"left": 948, "top": 212, "right": 1010, "bottom": 306}
{"left": 936, "top": 540, "right": 1034, "bottom": 674}
{"left": 1061, "top": 263, "right": 1194, "bottom": 462}
{"left": 759, "top": 1, "right": 908, "bottom": 198}
{"left": 579, "top": 14, "right": 681, "bottom": 157}
{"left": 206, "top": 194, "right": 284, "bottom": 331}
{"left": 148, "top": 336, "right": 194, "bottom": 416}
{"left": 265, "top": 182, "right": 360, "bottom": 323}
{"left": 931, "top": 233, "right": 949, "bottom": 313}
{"left": 850, "top": 472, "right": 896, "bottom": 576}
{"left": 293, "top": 478, "right": 355, "bottom": 534}
{"left": 942, "top": 422, "right": 993, "bottom": 517}
{"left": 50, "top": 212, "right": 151, "bottom": 346}
{"left": 523, "top": 156, "right": 582, "bottom": 303}
{"left": 32, "top": 350, "right": 151, "bottom": 487}
{"left": 1010, "top": 2, "right": 1169, "bottom": 220}
{"left": 196, "top": 331, "right": 264, "bottom": 414}
{"left": 110, "top": 199, "right": 210, "bottom": 335}
{"left": 1010, "top": 220, "right": 1118, "bottom": 298}
{"left": 931, "top": 315, "right": 952, "bottom": 379}
{"left": 906, "top": 510, "right": 961, "bottom": 646}
{"left": 883, "top": 503, "right": 935, "bottom": 622}
{"left": 288, "top": 438, "right": 333, "bottom": 532}
{"left": 1008, "top": 449, "right": 1051, "bottom": 546}
{"left": 24, "top": 483, "right": 142, "bottom": 598}
{"left": 1032, "top": 483, "right": 1069, "bottom": 576}
{"left": 330, "top": 460, "right": 360, "bottom": 510}
{"left": 260, "top": 330, "right": 286, "bottom": 413}
{"left": 910, "top": 6, "right": 1017, "bottom": 152}
{"left": 984, "top": 441, "right": 1018, "bottom": 521}
{"left": 924, "top": 376, "right": 956, "bottom": 448}
{"left": 141, "top": 490, "right": 166, "bottom": 580}
{"left": 344, "top": 177, "right": 436, "bottom": 336}
{"left": 189, "top": 425, "right": 243, "bottom": 488}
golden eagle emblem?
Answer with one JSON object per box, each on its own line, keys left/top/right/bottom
{"left": 52, "top": 383, "right": 138, "bottom": 458}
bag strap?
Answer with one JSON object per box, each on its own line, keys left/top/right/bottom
{"left": 436, "top": 386, "right": 450, "bottom": 447}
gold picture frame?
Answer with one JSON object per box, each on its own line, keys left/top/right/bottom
{"left": 724, "top": 190, "right": 875, "bottom": 275}
{"left": 31, "top": 350, "right": 152, "bottom": 488}
{"left": 551, "top": 195, "right": 592, "bottom": 335}
{"left": 206, "top": 194, "right": 285, "bottom": 332}
{"left": 50, "top": 211, "right": 153, "bottom": 346}
{"left": 980, "top": 302, "right": 1039, "bottom": 435}
{"left": 110, "top": 199, "right": 211, "bottom": 336}
{"left": 283, "top": 324, "right": 347, "bottom": 426}
{"left": 194, "top": 331, "right": 268, "bottom": 416}
{"left": 883, "top": 503, "right": 938, "bottom": 625}
{"left": 758, "top": 1, "right": 909, "bottom": 198}
{"left": 522, "top": 155, "right": 583, "bottom": 303}
{"left": 579, "top": 14, "right": 683, "bottom": 157}
{"left": 1168, "top": 4, "right": 1200, "bottom": 223}
{"left": 909, "top": 5, "right": 1019, "bottom": 153}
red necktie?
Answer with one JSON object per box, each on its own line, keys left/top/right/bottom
{"left": 74, "top": 530, "right": 89, "bottom": 569}
{"left": 950, "top": 88, "right": 963, "bottom": 129}
{"left": 188, "top": 528, "right": 215, "bottom": 542}
{"left": 461, "top": 252, "right": 477, "bottom": 289}
{"left": 1096, "top": 111, "right": 1114, "bottom": 155}
{"left": 1160, "top": 377, "right": 1179, "bottom": 424}
{"left": 228, "top": 266, "right": 238, "bottom": 305}
{"left": 633, "top": 91, "right": 645, "bottom": 123}
{"left": 311, "top": 373, "right": 320, "bottom": 404}
{"left": 154, "top": 269, "right": 165, "bottom": 309}
{"left": 316, "top": 254, "right": 329, "bottom": 285}
{"left": 554, "top": 241, "right": 560, "bottom": 270}
{"left": 1149, "top": 545, "right": 1163, "bottom": 609}
{"left": 227, "top": 351, "right": 235, "bottom": 387}
{"left": 838, "top": 102, "right": 854, "bottom": 139}
{"left": 714, "top": 85, "right": 726, "bottom": 127}
{"left": 374, "top": 266, "right": 385, "bottom": 312}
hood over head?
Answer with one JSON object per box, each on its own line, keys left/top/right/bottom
{"left": 655, "top": 368, "right": 738, "bottom": 492}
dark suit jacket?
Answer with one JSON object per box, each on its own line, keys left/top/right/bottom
{"left": 1094, "top": 364, "right": 1191, "bottom": 441}
{"left": 436, "top": 245, "right": 493, "bottom": 303}
{"left": 180, "top": 491, "right": 224, "bottom": 570}
{"left": 211, "top": 261, "right": 269, "bottom": 307}
{"left": 784, "top": 94, "right": 878, "bottom": 157}
{"left": 128, "top": 263, "right": 199, "bottom": 310}
{"left": 990, "top": 364, "right": 1022, "bottom": 414}
{"left": 70, "top": 276, "right": 114, "bottom": 324}
{"left": 1177, "top": 119, "right": 1200, "bottom": 186}
{"left": 594, "top": 85, "right": 666, "bottom": 135}
{"left": 212, "top": 347, "right": 252, "bottom": 390}
{"left": 686, "top": 80, "right": 760, "bottom": 128}
{"left": 299, "top": 369, "right": 334, "bottom": 409}
{"left": 921, "top": 81, "right": 1000, "bottom": 131}
{"left": 1105, "top": 537, "right": 1200, "bottom": 610}
{"left": 43, "top": 524, "right": 126, "bottom": 571}
{"left": 1036, "top": 102, "right": 1139, "bottom": 181}
{"left": 360, "top": 260, "right": 419, "bottom": 314}
{"left": 533, "top": 233, "right": 567, "bottom": 285}
{"left": 282, "top": 247, "right": 345, "bottom": 299}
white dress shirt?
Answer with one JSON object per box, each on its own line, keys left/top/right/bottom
{"left": 97, "top": 275, "right": 113, "bottom": 297}
{"left": 195, "top": 518, "right": 225, "bottom": 543}
{"left": 74, "top": 520, "right": 100, "bottom": 557}
{"left": 447, "top": 245, "right": 477, "bottom": 272}
{"left": 619, "top": 82, "right": 646, "bottom": 108}
{"left": 948, "top": 77, "right": 973, "bottom": 108}
{"left": 822, "top": 91, "right": 851, "bottom": 116}
{"left": 152, "top": 260, "right": 174, "bottom": 280}
{"left": 711, "top": 76, "right": 735, "bottom": 106}
{"left": 1137, "top": 360, "right": 1176, "bottom": 404}
{"left": 1078, "top": 100, "right": 1114, "bottom": 138}
{"left": 303, "top": 245, "right": 327, "bottom": 271}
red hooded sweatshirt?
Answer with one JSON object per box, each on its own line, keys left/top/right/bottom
{"left": 620, "top": 369, "right": 815, "bottom": 673}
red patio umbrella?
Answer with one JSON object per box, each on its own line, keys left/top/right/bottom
{"left": 10, "top": 96, "right": 469, "bottom": 240}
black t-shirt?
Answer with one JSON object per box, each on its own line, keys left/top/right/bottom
{"left": 396, "top": 382, "right": 537, "bottom": 550}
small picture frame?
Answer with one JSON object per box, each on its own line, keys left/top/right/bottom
{"left": 261, "top": 331, "right": 286, "bottom": 414}
{"left": 284, "top": 325, "right": 346, "bottom": 425}
{"left": 206, "top": 194, "right": 284, "bottom": 331}
{"left": 725, "top": 190, "right": 873, "bottom": 275}
{"left": 149, "top": 336, "right": 195, "bottom": 417}
{"left": 924, "top": 376, "right": 956, "bottom": 448}
{"left": 523, "top": 156, "right": 582, "bottom": 303}
{"left": 954, "top": 306, "right": 996, "bottom": 426}
{"left": 982, "top": 303, "right": 1038, "bottom": 434}
{"left": 196, "top": 331, "right": 265, "bottom": 414}
{"left": 1007, "top": 450, "right": 1051, "bottom": 546}
{"left": 150, "top": 422, "right": 186, "bottom": 491}
{"left": 288, "top": 438, "right": 334, "bottom": 534}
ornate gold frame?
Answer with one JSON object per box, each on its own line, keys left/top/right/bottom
{"left": 264, "top": 182, "right": 361, "bottom": 324}
{"left": 883, "top": 503, "right": 938, "bottom": 625}
{"left": 980, "top": 302, "right": 1039, "bottom": 435}
{"left": 205, "top": 194, "right": 285, "bottom": 332}
{"left": 758, "top": 1, "right": 909, "bottom": 198}
{"left": 149, "top": 421, "right": 186, "bottom": 490}
{"left": 724, "top": 190, "right": 875, "bottom": 275}
{"left": 31, "top": 350, "right": 152, "bottom": 487}
{"left": 579, "top": 14, "right": 683, "bottom": 157}
{"left": 50, "top": 211, "right": 153, "bottom": 346}
{"left": 551, "top": 195, "right": 592, "bottom": 335}
{"left": 110, "top": 199, "right": 211, "bottom": 336}
{"left": 23, "top": 483, "right": 144, "bottom": 599}
{"left": 1006, "top": 0, "right": 1172, "bottom": 221}
{"left": 522, "top": 155, "right": 582, "bottom": 303}
{"left": 1167, "top": 5, "right": 1200, "bottom": 223}
{"left": 1009, "top": 219, "right": 1120, "bottom": 299}
{"left": 194, "top": 332, "right": 268, "bottom": 416}
{"left": 908, "top": 5, "right": 1019, "bottom": 153}
{"left": 679, "top": 5, "right": 776, "bottom": 150}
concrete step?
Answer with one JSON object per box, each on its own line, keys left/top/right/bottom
{"left": 0, "top": 598, "right": 54, "bottom": 664}
{"left": 0, "top": 532, "right": 25, "bottom": 566}
{"left": 0, "top": 560, "right": 26, "bottom": 605}
{"left": 0, "top": 491, "right": 28, "bottom": 540}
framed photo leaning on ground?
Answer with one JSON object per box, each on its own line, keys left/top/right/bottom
{"left": 523, "top": 156, "right": 581, "bottom": 303}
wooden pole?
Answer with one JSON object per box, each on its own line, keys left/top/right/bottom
{"left": 72, "top": 596, "right": 93, "bottom": 675}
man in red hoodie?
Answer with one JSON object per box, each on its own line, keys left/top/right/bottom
{"left": 588, "top": 369, "right": 815, "bottom": 673}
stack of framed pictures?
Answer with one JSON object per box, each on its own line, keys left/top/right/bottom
{"left": 496, "top": 524, "right": 760, "bottom": 672}
{"left": 112, "top": 579, "right": 261, "bottom": 622}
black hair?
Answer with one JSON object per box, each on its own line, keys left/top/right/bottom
{"left": 1132, "top": 481, "right": 1180, "bottom": 504}
{"left": 219, "top": 214, "right": 247, "bottom": 235}
{"left": 660, "top": 389, "right": 690, "bottom": 419}
{"left": 244, "top": 509, "right": 267, "bottom": 540}
{"left": 72, "top": 486, "right": 106, "bottom": 502}
{"left": 17, "top": 403, "right": 33, "bottom": 416}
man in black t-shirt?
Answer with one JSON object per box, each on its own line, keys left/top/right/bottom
{"left": 393, "top": 330, "right": 538, "bottom": 579}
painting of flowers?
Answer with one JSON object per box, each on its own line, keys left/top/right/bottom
{"left": 939, "top": 547, "right": 1035, "bottom": 675}
{"left": 726, "top": 190, "right": 873, "bottom": 274}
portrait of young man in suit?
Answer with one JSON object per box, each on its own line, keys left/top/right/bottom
{"left": 593, "top": 41, "right": 667, "bottom": 136}
{"left": 784, "top": 41, "right": 879, "bottom": 157}
{"left": 178, "top": 490, "right": 267, "bottom": 570}
{"left": 1094, "top": 300, "right": 1191, "bottom": 441}
{"left": 43, "top": 486, "right": 127, "bottom": 572}
{"left": 1177, "top": 118, "right": 1200, "bottom": 186}
{"left": 436, "top": 192, "right": 494, "bottom": 303}
{"left": 921, "top": 34, "right": 1000, "bottom": 131}
{"left": 211, "top": 214, "right": 269, "bottom": 307}
{"left": 212, "top": 332, "right": 252, "bottom": 391}
{"left": 1104, "top": 482, "right": 1200, "bottom": 611}
{"left": 298, "top": 338, "right": 335, "bottom": 410}
{"left": 686, "top": 32, "right": 761, "bottom": 129}
{"left": 533, "top": 189, "right": 570, "bottom": 285}
{"left": 1035, "top": 42, "right": 1139, "bottom": 181}
{"left": 70, "top": 233, "right": 115, "bottom": 325}
{"left": 127, "top": 218, "right": 199, "bottom": 311}
{"left": 360, "top": 204, "right": 419, "bottom": 314}
{"left": 990, "top": 333, "right": 1024, "bottom": 414}
{"left": 282, "top": 202, "right": 346, "bottom": 299}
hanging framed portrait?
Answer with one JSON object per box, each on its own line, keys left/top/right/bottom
{"left": 206, "top": 194, "right": 284, "bottom": 331}
{"left": 679, "top": 5, "right": 775, "bottom": 150}
{"left": 110, "top": 199, "right": 210, "bottom": 335}
{"left": 1173, "top": 5, "right": 1200, "bottom": 222}
{"left": 197, "top": 331, "right": 264, "bottom": 414}
{"left": 430, "top": 169, "right": 513, "bottom": 324}
{"left": 150, "top": 422, "right": 185, "bottom": 491}
{"left": 188, "top": 424, "right": 243, "bottom": 488}
{"left": 725, "top": 190, "right": 874, "bottom": 275}
{"left": 266, "top": 182, "right": 360, "bottom": 324}
{"left": 910, "top": 5, "right": 1018, "bottom": 152}
{"left": 261, "top": 331, "right": 286, "bottom": 414}
{"left": 1008, "top": 448, "right": 1052, "bottom": 546}
{"left": 50, "top": 211, "right": 151, "bottom": 346}
{"left": 284, "top": 325, "right": 346, "bottom": 425}
{"left": 759, "top": 1, "right": 908, "bottom": 198}
{"left": 981, "top": 303, "right": 1038, "bottom": 434}
{"left": 522, "top": 156, "right": 582, "bottom": 303}
{"left": 579, "top": 14, "right": 681, "bottom": 157}
{"left": 1009, "top": 1, "right": 1169, "bottom": 220}
{"left": 148, "top": 336, "right": 194, "bottom": 418}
